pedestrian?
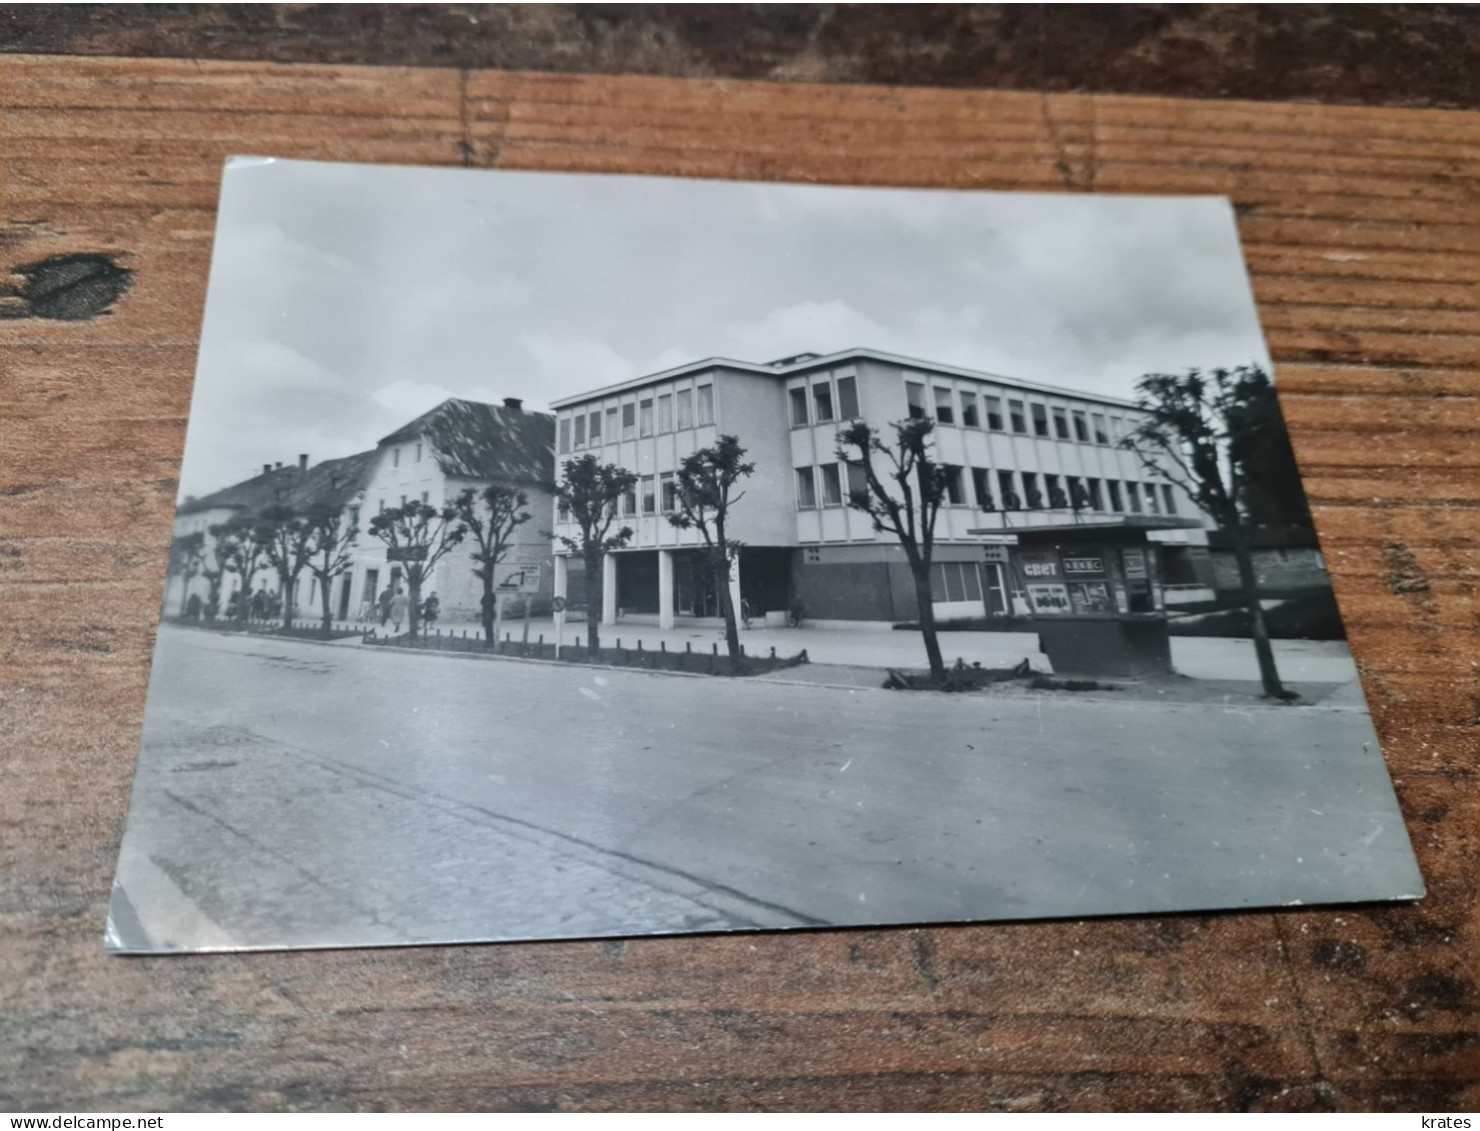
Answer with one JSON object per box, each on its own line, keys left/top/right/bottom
{"left": 225, "top": 590, "right": 240, "bottom": 620}
{"left": 422, "top": 592, "right": 440, "bottom": 627}
{"left": 389, "top": 588, "right": 409, "bottom": 635}
{"left": 377, "top": 586, "right": 393, "bottom": 626}
{"left": 250, "top": 587, "right": 267, "bottom": 621}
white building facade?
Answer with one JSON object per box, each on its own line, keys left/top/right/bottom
{"left": 550, "top": 348, "right": 1206, "bottom": 626}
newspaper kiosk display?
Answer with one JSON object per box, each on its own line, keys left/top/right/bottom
{"left": 1009, "top": 518, "right": 1201, "bottom": 677}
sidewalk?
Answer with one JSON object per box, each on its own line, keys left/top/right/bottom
{"left": 429, "top": 615, "right": 1360, "bottom": 685}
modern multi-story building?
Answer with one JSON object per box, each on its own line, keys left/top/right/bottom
{"left": 549, "top": 348, "right": 1206, "bottom": 626}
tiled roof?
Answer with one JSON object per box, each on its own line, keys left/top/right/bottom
{"left": 379, "top": 398, "right": 555, "bottom": 487}
{"left": 178, "top": 450, "right": 377, "bottom": 517}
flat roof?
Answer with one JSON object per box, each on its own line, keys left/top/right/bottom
{"left": 548, "top": 347, "right": 1142, "bottom": 411}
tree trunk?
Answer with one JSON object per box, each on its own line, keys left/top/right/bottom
{"left": 280, "top": 576, "right": 294, "bottom": 630}
{"left": 715, "top": 553, "right": 741, "bottom": 663}
{"left": 584, "top": 549, "right": 603, "bottom": 654}
{"left": 480, "top": 576, "right": 496, "bottom": 651}
{"left": 407, "top": 573, "right": 423, "bottom": 640}
{"left": 1230, "top": 527, "right": 1288, "bottom": 699}
{"left": 910, "top": 561, "right": 947, "bottom": 681}
{"left": 319, "top": 573, "right": 333, "bottom": 634}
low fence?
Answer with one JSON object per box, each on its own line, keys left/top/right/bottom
{"left": 364, "top": 626, "right": 809, "bottom": 676}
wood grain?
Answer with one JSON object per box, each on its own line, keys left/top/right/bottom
{"left": 1, "top": 55, "right": 1476, "bottom": 1113}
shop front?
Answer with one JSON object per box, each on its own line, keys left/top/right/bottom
{"left": 1002, "top": 518, "right": 1204, "bottom": 677}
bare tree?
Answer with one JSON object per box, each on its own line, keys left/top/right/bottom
{"left": 366, "top": 500, "right": 467, "bottom": 640}
{"left": 301, "top": 503, "right": 359, "bottom": 635}
{"left": 255, "top": 504, "right": 316, "bottom": 630}
{"left": 838, "top": 417, "right": 951, "bottom": 682}
{"left": 1119, "top": 365, "right": 1294, "bottom": 700}
{"left": 169, "top": 532, "right": 206, "bottom": 617}
{"left": 453, "top": 485, "right": 531, "bottom": 649}
{"left": 669, "top": 434, "right": 755, "bottom": 664}
{"left": 553, "top": 454, "right": 636, "bottom": 655}
{"left": 210, "top": 514, "right": 267, "bottom": 622}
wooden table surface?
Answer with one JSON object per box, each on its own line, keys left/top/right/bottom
{"left": 2, "top": 12, "right": 1478, "bottom": 1112}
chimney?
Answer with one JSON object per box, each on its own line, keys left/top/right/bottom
{"left": 263, "top": 463, "right": 272, "bottom": 475}
{"left": 503, "top": 397, "right": 523, "bottom": 412}
{"left": 298, "top": 453, "right": 309, "bottom": 470}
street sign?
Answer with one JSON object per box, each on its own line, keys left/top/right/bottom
{"left": 496, "top": 564, "right": 543, "bottom": 593}
{"left": 386, "top": 545, "right": 428, "bottom": 562}
{"left": 551, "top": 595, "right": 567, "bottom": 613}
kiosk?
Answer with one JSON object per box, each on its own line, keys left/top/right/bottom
{"left": 992, "top": 517, "right": 1204, "bottom": 678}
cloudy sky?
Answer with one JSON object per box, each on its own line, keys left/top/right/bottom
{"left": 180, "top": 157, "right": 1272, "bottom": 499}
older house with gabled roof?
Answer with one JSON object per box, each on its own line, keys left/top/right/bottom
{"left": 354, "top": 397, "right": 556, "bottom": 624}
{"left": 168, "top": 449, "right": 378, "bottom": 618}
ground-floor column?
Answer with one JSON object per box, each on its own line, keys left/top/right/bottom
{"left": 658, "top": 549, "right": 675, "bottom": 629}
{"left": 728, "top": 553, "right": 742, "bottom": 626}
{"left": 602, "top": 552, "right": 618, "bottom": 626}
{"left": 553, "top": 554, "right": 568, "bottom": 601}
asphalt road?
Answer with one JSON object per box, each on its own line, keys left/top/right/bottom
{"left": 108, "top": 627, "right": 1424, "bottom": 952}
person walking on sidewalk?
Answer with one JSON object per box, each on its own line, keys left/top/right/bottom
{"left": 389, "top": 588, "right": 409, "bottom": 635}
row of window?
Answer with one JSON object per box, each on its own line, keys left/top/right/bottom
{"left": 787, "top": 374, "right": 861, "bottom": 428}
{"left": 794, "top": 463, "right": 1179, "bottom": 516}
{"left": 904, "top": 380, "right": 1130, "bottom": 446}
{"left": 558, "top": 384, "right": 716, "bottom": 454}
{"left": 390, "top": 441, "right": 424, "bottom": 468}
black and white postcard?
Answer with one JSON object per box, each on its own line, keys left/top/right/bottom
{"left": 107, "top": 157, "right": 1424, "bottom": 953}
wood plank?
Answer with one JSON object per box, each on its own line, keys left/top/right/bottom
{"left": 2, "top": 54, "right": 1477, "bottom": 1114}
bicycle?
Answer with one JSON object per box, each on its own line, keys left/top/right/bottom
{"left": 787, "top": 597, "right": 807, "bottom": 629}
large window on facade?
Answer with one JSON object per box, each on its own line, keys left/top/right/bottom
{"left": 960, "top": 392, "right": 980, "bottom": 428}
{"left": 813, "top": 382, "right": 835, "bottom": 423}
{"left": 660, "top": 473, "right": 677, "bottom": 513}
{"left": 621, "top": 403, "right": 636, "bottom": 440}
{"left": 1143, "top": 483, "right": 1160, "bottom": 514}
{"left": 1125, "top": 481, "right": 1143, "bottom": 513}
{"left": 905, "top": 381, "right": 926, "bottom": 419}
{"left": 795, "top": 467, "right": 818, "bottom": 508}
{"left": 675, "top": 389, "right": 693, "bottom": 430}
{"left": 622, "top": 481, "right": 637, "bottom": 517}
{"left": 933, "top": 387, "right": 955, "bottom": 425}
{"left": 820, "top": 463, "right": 843, "bottom": 506}
{"left": 1051, "top": 406, "right": 1070, "bottom": 440}
{"left": 971, "top": 467, "right": 994, "bottom": 509}
{"left": 573, "top": 415, "right": 586, "bottom": 447}
{"left": 1031, "top": 403, "right": 1050, "bottom": 438}
{"left": 1086, "top": 477, "right": 1104, "bottom": 510}
{"left": 639, "top": 398, "right": 654, "bottom": 437}
{"left": 1162, "top": 484, "right": 1178, "bottom": 514}
{"left": 657, "top": 393, "right": 672, "bottom": 433}
{"left": 1072, "top": 411, "right": 1090, "bottom": 443}
{"left": 1022, "top": 472, "right": 1044, "bottom": 508}
{"left": 984, "top": 396, "right": 1004, "bottom": 430}
{"left": 845, "top": 461, "right": 868, "bottom": 503}
{"left": 558, "top": 419, "right": 571, "bottom": 453}
{"left": 1044, "top": 473, "right": 1068, "bottom": 508}
{"left": 1092, "top": 414, "right": 1109, "bottom": 444}
{"left": 696, "top": 384, "right": 714, "bottom": 425}
{"left": 589, "top": 411, "right": 602, "bottom": 444}
{"left": 1106, "top": 479, "right": 1124, "bottom": 511}
{"left": 930, "top": 561, "right": 984, "bottom": 603}
{"left": 605, "top": 407, "right": 618, "bottom": 440}
{"left": 998, "top": 470, "right": 1020, "bottom": 508}
{"left": 836, "top": 375, "right": 860, "bottom": 419}
{"left": 789, "top": 387, "right": 809, "bottom": 427}
{"left": 944, "top": 465, "right": 965, "bottom": 505}
{"left": 1068, "top": 476, "right": 1088, "bottom": 509}
{"left": 640, "top": 475, "right": 656, "bottom": 515}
